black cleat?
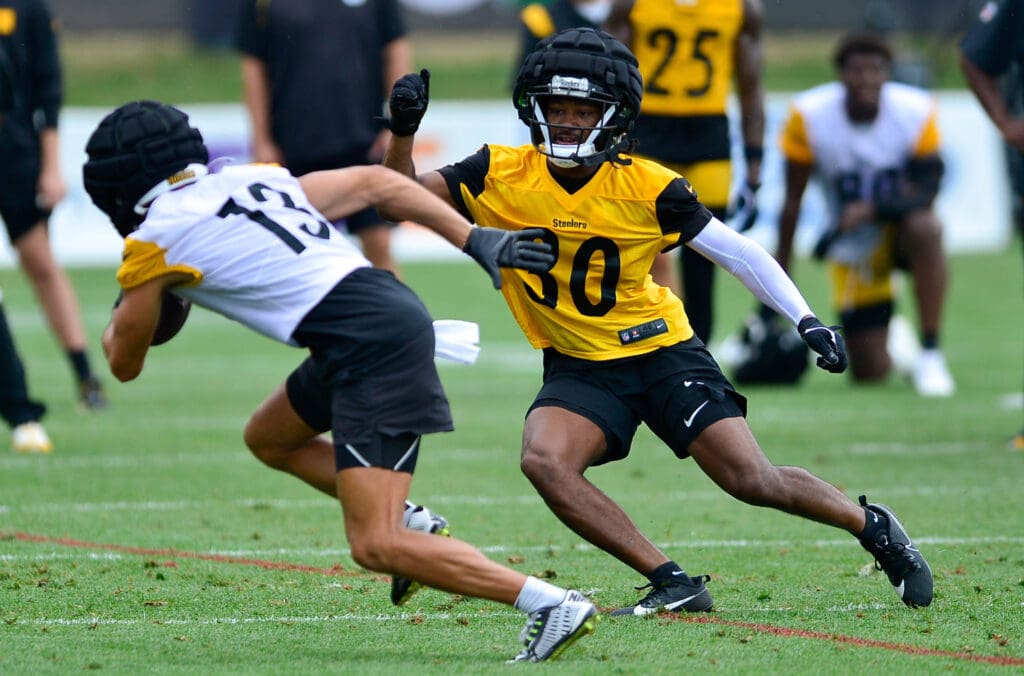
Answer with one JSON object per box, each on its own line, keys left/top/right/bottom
{"left": 610, "top": 573, "right": 713, "bottom": 616}
{"left": 858, "top": 495, "right": 933, "bottom": 608}
{"left": 79, "top": 376, "right": 108, "bottom": 411}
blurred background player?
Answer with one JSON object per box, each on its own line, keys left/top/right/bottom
{"left": 515, "top": 0, "right": 610, "bottom": 70}
{"left": 1, "top": 39, "right": 50, "bottom": 453}
{"left": 958, "top": 0, "right": 1024, "bottom": 447}
{"left": 236, "top": 0, "right": 408, "bottom": 276}
{"left": 0, "top": 0, "right": 105, "bottom": 409}
{"left": 607, "top": 0, "right": 765, "bottom": 345}
{"left": 774, "top": 31, "right": 954, "bottom": 397}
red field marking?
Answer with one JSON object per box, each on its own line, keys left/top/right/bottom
{"left": 5, "top": 531, "right": 356, "bottom": 577}
{"left": 8, "top": 530, "right": 1022, "bottom": 667}
{"left": 678, "top": 615, "right": 1024, "bottom": 667}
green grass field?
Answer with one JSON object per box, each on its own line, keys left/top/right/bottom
{"left": 1, "top": 245, "right": 1022, "bottom": 673}
{"left": 60, "top": 30, "right": 969, "bottom": 106}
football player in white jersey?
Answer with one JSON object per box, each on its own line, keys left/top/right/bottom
{"left": 775, "top": 32, "right": 955, "bottom": 397}
{"left": 83, "top": 100, "right": 598, "bottom": 663}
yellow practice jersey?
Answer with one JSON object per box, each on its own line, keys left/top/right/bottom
{"left": 438, "top": 145, "right": 713, "bottom": 360}
{"left": 629, "top": 0, "right": 744, "bottom": 118}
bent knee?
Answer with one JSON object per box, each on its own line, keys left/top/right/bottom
{"left": 243, "top": 420, "right": 286, "bottom": 469}
{"left": 348, "top": 533, "right": 400, "bottom": 572}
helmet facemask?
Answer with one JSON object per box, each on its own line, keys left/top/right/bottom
{"left": 528, "top": 76, "right": 622, "bottom": 168}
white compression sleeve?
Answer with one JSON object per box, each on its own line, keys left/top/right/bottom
{"left": 685, "top": 217, "right": 813, "bottom": 326}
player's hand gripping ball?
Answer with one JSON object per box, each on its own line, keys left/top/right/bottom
{"left": 114, "top": 290, "right": 192, "bottom": 346}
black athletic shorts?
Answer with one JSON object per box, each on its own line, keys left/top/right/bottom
{"left": 0, "top": 153, "right": 46, "bottom": 242}
{"left": 529, "top": 340, "right": 747, "bottom": 465}
{"left": 286, "top": 267, "right": 453, "bottom": 472}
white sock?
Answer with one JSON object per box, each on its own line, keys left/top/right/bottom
{"left": 514, "top": 576, "right": 567, "bottom": 614}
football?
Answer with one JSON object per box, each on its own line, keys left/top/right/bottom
{"left": 151, "top": 292, "right": 192, "bottom": 346}
{"left": 112, "top": 290, "right": 192, "bottom": 346}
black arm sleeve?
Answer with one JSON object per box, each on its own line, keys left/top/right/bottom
{"left": 655, "top": 177, "right": 714, "bottom": 250}
{"left": 437, "top": 145, "right": 490, "bottom": 224}
{"left": 235, "top": 0, "right": 267, "bottom": 58}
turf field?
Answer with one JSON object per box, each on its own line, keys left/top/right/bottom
{"left": 1, "top": 244, "right": 1022, "bottom": 673}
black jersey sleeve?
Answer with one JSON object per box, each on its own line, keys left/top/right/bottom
{"left": 960, "top": 0, "right": 1024, "bottom": 76}
{"left": 437, "top": 145, "right": 490, "bottom": 224}
{"left": 378, "top": 0, "right": 407, "bottom": 46}
{"left": 26, "top": 0, "right": 62, "bottom": 128}
{"left": 236, "top": 0, "right": 268, "bottom": 58}
{"left": 655, "top": 177, "right": 714, "bottom": 244}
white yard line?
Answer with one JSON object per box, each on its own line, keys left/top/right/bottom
{"left": 0, "top": 483, "right": 999, "bottom": 515}
{"left": 2, "top": 535, "right": 1020, "bottom": 564}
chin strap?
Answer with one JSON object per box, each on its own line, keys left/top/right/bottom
{"left": 134, "top": 163, "right": 209, "bottom": 216}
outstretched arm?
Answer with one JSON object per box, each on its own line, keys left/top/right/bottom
{"left": 687, "top": 218, "right": 846, "bottom": 372}
{"left": 301, "top": 165, "right": 553, "bottom": 289}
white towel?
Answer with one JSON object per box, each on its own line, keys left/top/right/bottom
{"left": 433, "top": 319, "right": 480, "bottom": 365}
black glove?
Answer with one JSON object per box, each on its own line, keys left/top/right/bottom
{"left": 382, "top": 69, "right": 430, "bottom": 137}
{"left": 797, "top": 316, "right": 848, "bottom": 374}
{"left": 729, "top": 181, "right": 760, "bottom": 232}
{"left": 463, "top": 227, "right": 555, "bottom": 290}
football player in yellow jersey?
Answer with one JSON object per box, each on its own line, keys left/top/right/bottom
{"left": 383, "top": 28, "right": 933, "bottom": 613}
{"left": 606, "top": 0, "right": 765, "bottom": 344}
{"left": 776, "top": 32, "right": 954, "bottom": 397}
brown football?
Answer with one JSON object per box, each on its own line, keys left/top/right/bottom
{"left": 151, "top": 293, "right": 192, "bottom": 346}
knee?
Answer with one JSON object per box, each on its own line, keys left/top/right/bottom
{"left": 520, "top": 441, "right": 575, "bottom": 491}
{"left": 243, "top": 418, "right": 287, "bottom": 470}
{"left": 347, "top": 531, "right": 398, "bottom": 573}
{"left": 722, "top": 465, "right": 781, "bottom": 506}
{"left": 902, "top": 210, "right": 943, "bottom": 248}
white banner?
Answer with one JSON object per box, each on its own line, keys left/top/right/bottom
{"left": 0, "top": 92, "right": 1012, "bottom": 268}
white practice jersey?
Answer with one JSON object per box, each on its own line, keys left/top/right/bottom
{"left": 116, "top": 163, "right": 370, "bottom": 345}
{"left": 779, "top": 81, "right": 941, "bottom": 228}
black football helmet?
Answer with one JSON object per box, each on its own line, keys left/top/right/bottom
{"left": 513, "top": 27, "right": 642, "bottom": 168}
{"left": 83, "top": 100, "right": 208, "bottom": 237}
{"left": 731, "top": 312, "right": 810, "bottom": 386}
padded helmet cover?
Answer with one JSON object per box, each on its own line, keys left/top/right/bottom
{"left": 83, "top": 100, "right": 208, "bottom": 236}
{"left": 513, "top": 27, "right": 643, "bottom": 165}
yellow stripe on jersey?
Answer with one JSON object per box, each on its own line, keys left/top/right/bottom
{"left": 779, "top": 106, "right": 814, "bottom": 164}
{"left": 460, "top": 145, "right": 696, "bottom": 360}
{"left": 116, "top": 238, "right": 203, "bottom": 290}
{"left": 521, "top": 4, "right": 555, "bottom": 39}
{"left": 629, "top": 0, "right": 743, "bottom": 117}
{"left": 912, "top": 108, "right": 941, "bottom": 157}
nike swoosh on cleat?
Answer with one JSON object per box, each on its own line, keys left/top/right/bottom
{"left": 683, "top": 401, "right": 709, "bottom": 428}
{"left": 663, "top": 594, "right": 702, "bottom": 611}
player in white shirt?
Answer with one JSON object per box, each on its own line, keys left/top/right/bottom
{"left": 83, "top": 100, "right": 597, "bottom": 663}
{"left": 775, "top": 32, "right": 955, "bottom": 397}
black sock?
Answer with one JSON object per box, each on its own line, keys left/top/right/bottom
{"left": 921, "top": 332, "right": 938, "bottom": 350}
{"left": 68, "top": 350, "right": 92, "bottom": 383}
{"left": 649, "top": 561, "right": 685, "bottom": 584}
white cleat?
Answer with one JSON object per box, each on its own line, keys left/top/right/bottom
{"left": 912, "top": 349, "right": 955, "bottom": 397}
{"left": 886, "top": 315, "right": 921, "bottom": 378}
{"left": 12, "top": 422, "right": 53, "bottom": 454}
